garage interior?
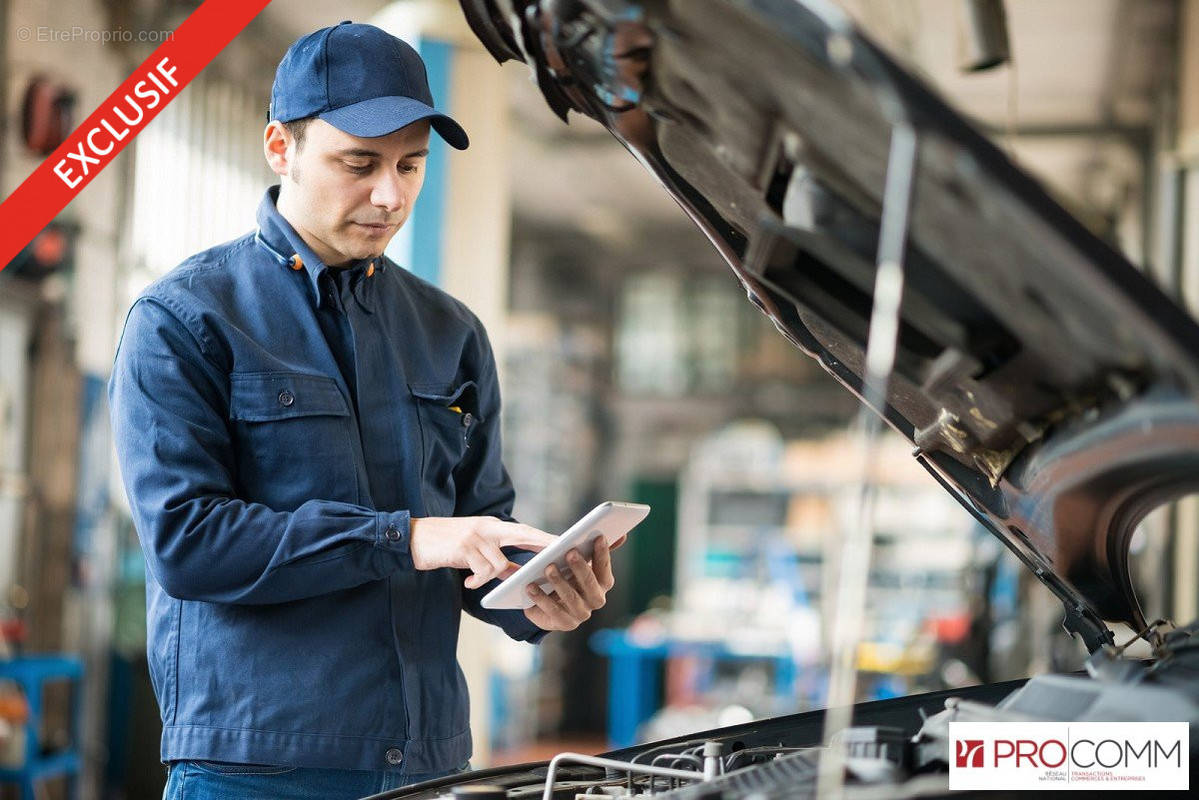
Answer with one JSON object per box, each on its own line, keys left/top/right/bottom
{"left": 2, "top": 0, "right": 1199, "bottom": 797}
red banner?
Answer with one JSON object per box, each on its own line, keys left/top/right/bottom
{"left": 0, "top": 0, "right": 274, "bottom": 271}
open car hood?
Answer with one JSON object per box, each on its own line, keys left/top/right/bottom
{"left": 461, "top": 0, "right": 1199, "bottom": 651}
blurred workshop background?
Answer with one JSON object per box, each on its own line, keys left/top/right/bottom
{"left": 2, "top": 0, "right": 1199, "bottom": 798}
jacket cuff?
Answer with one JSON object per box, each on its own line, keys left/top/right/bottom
{"left": 518, "top": 624, "right": 549, "bottom": 644}
{"left": 374, "top": 511, "right": 414, "bottom": 571}
{"left": 504, "top": 611, "right": 550, "bottom": 644}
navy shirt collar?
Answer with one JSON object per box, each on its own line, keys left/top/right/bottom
{"left": 255, "top": 185, "right": 379, "bottom": 312}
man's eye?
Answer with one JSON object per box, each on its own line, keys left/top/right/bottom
{"left": 399, "top": 163, "right": 419, "bottom": 174}
{"left": 345, "top": 163, "right": 372, "bottom": 174}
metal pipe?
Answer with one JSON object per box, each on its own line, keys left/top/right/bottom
{"left": 815, "top": 121, "right": 918, "bottom": 800}
{"left": 541, "top": 753, "right": 705, "bottom": 800}
{"left": 702, "top": 741, "right": 723, "bottom": 781}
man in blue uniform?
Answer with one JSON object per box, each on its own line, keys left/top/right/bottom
{"left": 109, "top": 22, "right": 618, "bottom": 799}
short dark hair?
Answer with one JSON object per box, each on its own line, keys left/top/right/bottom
{"left": 282, "top": 117, "right": 313, "bottom": 150}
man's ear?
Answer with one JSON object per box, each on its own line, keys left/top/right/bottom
{"left": 264, "top": 121, "right": 293, "bottom": 178}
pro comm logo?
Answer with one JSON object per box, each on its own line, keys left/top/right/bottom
{"left": 949, "top": 721, "right": 1188, "bottom": 791}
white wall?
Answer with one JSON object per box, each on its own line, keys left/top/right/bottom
{"left": 5, "top": 0, "right": 129, "bottom": 375}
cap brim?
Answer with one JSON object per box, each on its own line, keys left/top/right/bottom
{"left": 318, "top": 96, "right": 469, "bottom": 150}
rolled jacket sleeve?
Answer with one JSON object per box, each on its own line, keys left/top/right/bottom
{"left": 452, "top": 324, "right": 547, "bottom": 643}
{"left": 109, "top": 297, "right": 414, "bottom": 605}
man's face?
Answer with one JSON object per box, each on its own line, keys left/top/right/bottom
{"left": 266, "top": 118, "right": 431, "bottom": 266}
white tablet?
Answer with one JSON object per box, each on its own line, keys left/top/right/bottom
{"left": 481, "top": 501, "right": 650, "bottom": 610}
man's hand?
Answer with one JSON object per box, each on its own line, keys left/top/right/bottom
{"left": 409, "top": 516, "right": 557, "bottom": 589}
{"left": 523, "top": 536, "right": 619, "bottom": 632}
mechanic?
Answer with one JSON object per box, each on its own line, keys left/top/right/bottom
{"left": 108, "top": 21, "right": 619, "bottom": 800}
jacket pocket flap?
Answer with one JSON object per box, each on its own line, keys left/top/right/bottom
{"left": 230, "top": 372, "right": 349, "bottom": 422}
{"left": 409, "top": 380, "right": 480, "bottom": 415}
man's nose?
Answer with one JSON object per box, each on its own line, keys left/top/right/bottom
{"left": 370, "top": 169, "right": 404, "bottom": 212}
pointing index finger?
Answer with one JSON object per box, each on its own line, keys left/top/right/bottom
{"left": 488, "top": 520, "right": 557, "bottom": 551}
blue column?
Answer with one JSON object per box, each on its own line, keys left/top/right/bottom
{"left": 385, "top": 37, "right": 452, "bottom": 287}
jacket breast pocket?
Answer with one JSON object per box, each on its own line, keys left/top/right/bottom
{"left": 228, "top": 372, "right": 357, "bottom": 507}
{"left": 409, "top": 381, "right": 482, "bottom": 516}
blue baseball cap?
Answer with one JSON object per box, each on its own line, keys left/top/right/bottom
{"left": 270, "top": 21, "right": 469, "bottom": 150}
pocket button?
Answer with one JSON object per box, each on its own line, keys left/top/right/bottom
{"left": 385, "top": 748, "right": 404, "bottom": 765}
{"left": 278, "top": 390, "right": 295, "bottom": 407}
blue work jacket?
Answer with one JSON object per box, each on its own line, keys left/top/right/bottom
{"left": 108, "top": 185, "right": 544, "bottom": 774}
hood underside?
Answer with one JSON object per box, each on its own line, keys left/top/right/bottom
{"left": 460, "top": 0, "right": 1199, "bottom": 650}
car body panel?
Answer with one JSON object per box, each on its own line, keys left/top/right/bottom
{"left": 459, "top": 0, "right": 1199, "bottom": 649}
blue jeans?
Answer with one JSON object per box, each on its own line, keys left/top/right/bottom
{"left": 163, "top": 759, "right": 471, "bottom": 799}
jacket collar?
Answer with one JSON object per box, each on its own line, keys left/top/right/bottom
{"left": 254, "top": 185, "right": 380, "bottom": 313}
